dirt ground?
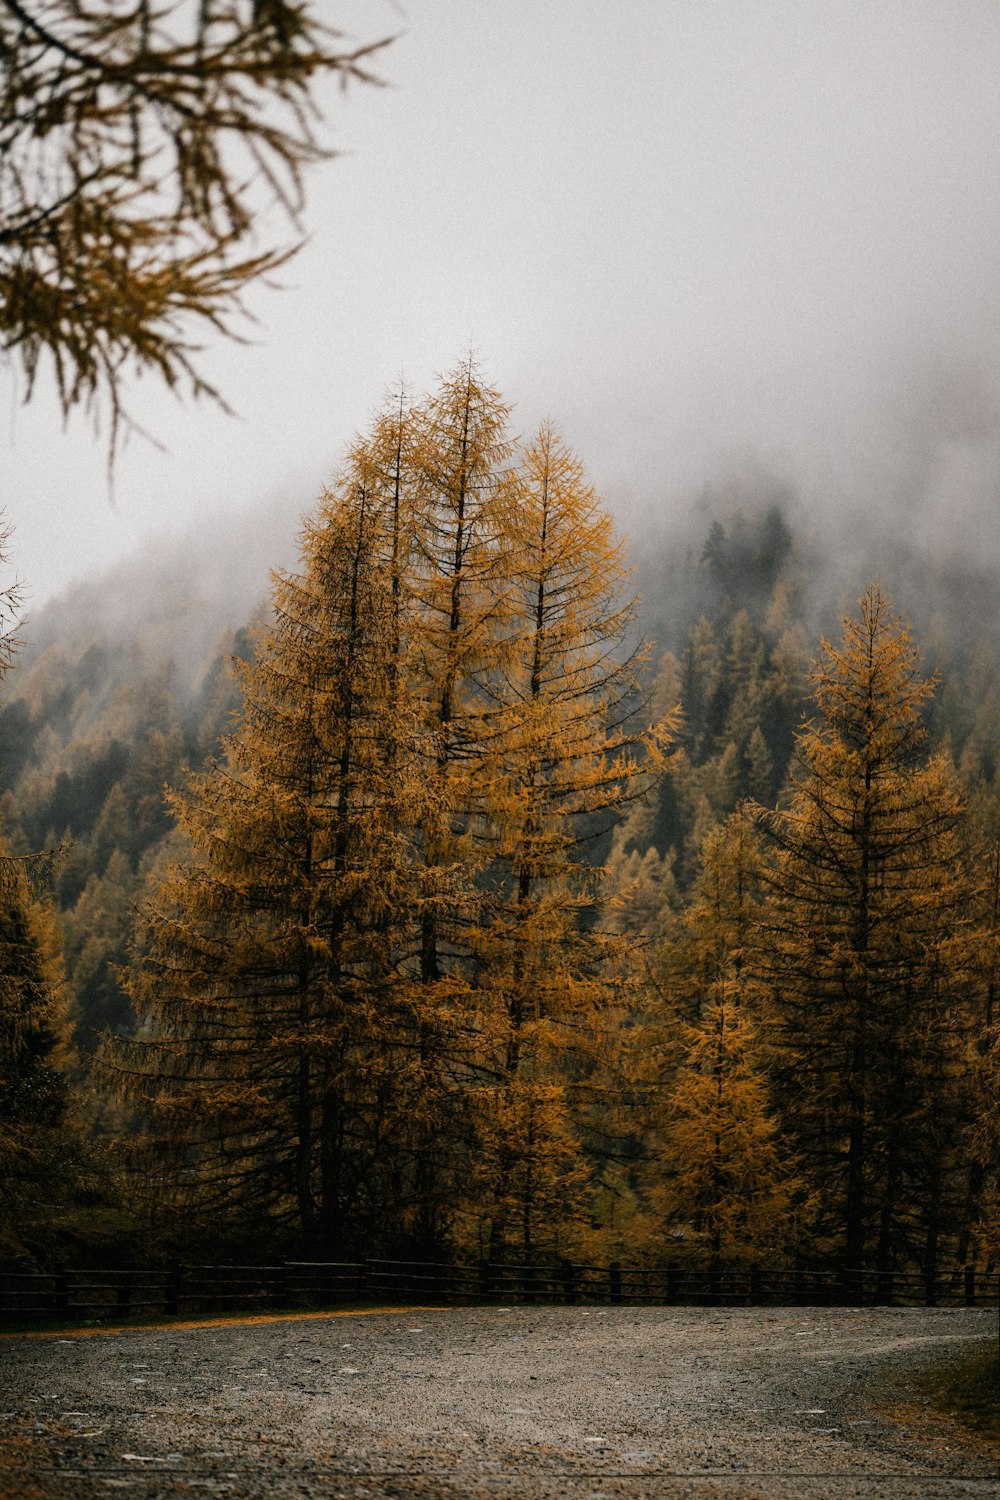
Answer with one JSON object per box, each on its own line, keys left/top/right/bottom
{"left": 1, "top": 1304, "right": 998, "bottom": 1498}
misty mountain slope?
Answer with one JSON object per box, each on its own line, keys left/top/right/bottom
{"left": 616, "top": 492, "right": 1000, "bottom": 898}
{"left": 0, "top": 569, "right": 259, "bottom": 1048}
{"left": 1, "top": 490, "right": 301, "bottom": 864}
{"left": 633, "top": 462, "right": 1000, "bottom": 675}
{"left": 20, "top": 488, "right": 303, "bottom": 687}
{"left": 2, "top": 493, "right": 999, "bottom": 1056}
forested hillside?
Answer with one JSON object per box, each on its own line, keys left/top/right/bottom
{"left": 1, "top": 363, "right": 998, "bottom": 1279}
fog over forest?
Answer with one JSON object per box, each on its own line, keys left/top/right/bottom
{"left": 20, "top": 342, "right": 1000, "bottom": 698}
{"left": 8, "top": 0, "right": 1000, "bottom": 617}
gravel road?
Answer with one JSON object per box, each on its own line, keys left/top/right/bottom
{"left": 1, "top": 1304, "right": 997, "bottom": 1499}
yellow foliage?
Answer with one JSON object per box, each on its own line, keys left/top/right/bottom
{"left": 109, "top": 361, "right": 674, "bottom": 1259}
{"left": 751, "top": 583, "right": 980, "bottom": 1272}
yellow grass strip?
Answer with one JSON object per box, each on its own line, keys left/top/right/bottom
{"left": 1, "top": 1304, "right": 441, "bottom": 1341}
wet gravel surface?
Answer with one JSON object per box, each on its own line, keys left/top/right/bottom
{"left": 1, "top": 1305, "right": 997, "bottom": 1498}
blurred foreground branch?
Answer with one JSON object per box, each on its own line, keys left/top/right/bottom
{"left": 0, "top": 2, "right": 392, "bottom": 460}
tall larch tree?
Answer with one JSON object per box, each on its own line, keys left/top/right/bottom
{"left": 752, "top": 584, "right": 975, "bottom": 1280}
{"left": 642, "top": 812, "right": 803, "bottom": 1266}
{"left": 466, "top": 420, "right": 675, "bottom": 1260}
{"left": 0, "top": 522, "right": 82, "bottom": 1255}
{"left": 115, "top": 452, "right": 422, "bottom": 1254}
{"left": 409, "top": 358, "right": 516, "bottom": 973}
{"left": 395, "top": 359, "right": 520, "bottom": 1254}
{"left": 0, "top": 869, "right": 76, "bottom": 1256}
{"left": 961, "top": 796, "right": 1000, "bottom": 1267}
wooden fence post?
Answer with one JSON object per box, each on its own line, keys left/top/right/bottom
{"left": 272, "top": 1264, "right": 291, "bottom": 1309}
{"left": 964, "top": 1266, "right": 975, "bottom": 1308}
{"left": 749, "top": 1265, "right": 762, "bottom": 1305}
{"left": 794, "top": 1262, "right": 807, "bottom": 1306}
{"left": 55, "top": 1267, "right": 69, "bottom": 1321}
{"left": 116, "top": 1270, "right": 133, "bottom": 1317}
{"left": 165, "top": 1260, "right": 182, "bottom": 1318}
{"left": 609, "top": 1261, "right": 622, "bottom": 1305}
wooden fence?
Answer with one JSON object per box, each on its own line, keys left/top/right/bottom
{"left": 2, "top": 1258, "right": 997, "bottom": 1328}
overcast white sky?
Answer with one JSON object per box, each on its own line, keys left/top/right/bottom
{"left": 6, "top": 0, "right": 1000, "bottom": 609}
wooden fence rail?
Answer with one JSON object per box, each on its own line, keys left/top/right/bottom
{"left": 1, "top": 1259, "right": 997, "bottom": 1328}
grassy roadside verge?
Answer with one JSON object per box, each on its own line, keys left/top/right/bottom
{"left": 914, "top": 1341, "right": 1000, "bottom": 1446}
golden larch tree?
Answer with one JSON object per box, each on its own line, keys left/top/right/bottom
{"left": 111, "top": 363, "right": 676, "bottom": 1261}
{"left": 466, "top": 420, "right": 675, "bottom": 1261}
{"left": 643, "top": 812, "right": 804, "bottom": 1266}
{"left": 753, "top": 584, "right": 976, "bottom": 1280}
{"left": 114, "top": 452, "right": 424, "bottom": 1253}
